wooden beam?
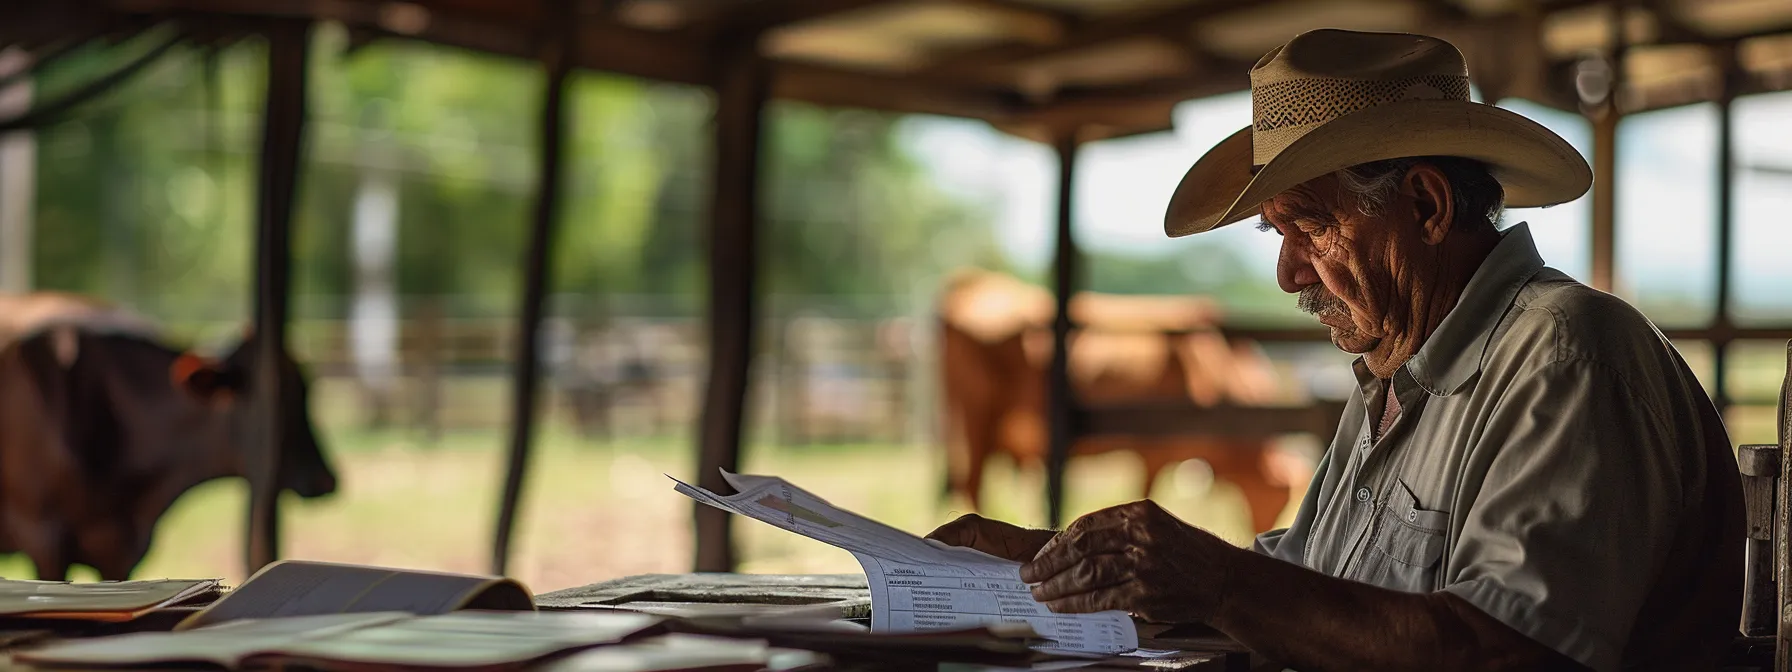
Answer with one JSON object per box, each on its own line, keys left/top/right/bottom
{"left": 1044, "top": 129, "right": 1079, "bottom": 531}
{"left": 247, "top": 16, "right": 309, "bottom": 575}
{"left": 771, "top": 61, "right": 1015, "bottom": 120}
{"left": 490, "top": 0, "right": 575, "bottom": 578}
{"left": 699, "top": 0, "right": 889, "bottom": 40}
{"left": 693, "top": 42, "right": 770, "bottom": 574}
{"left": 915, "top": 0, "right": 1246, "bottom": 77}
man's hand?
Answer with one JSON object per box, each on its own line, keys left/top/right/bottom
{"left": 1020, "top": 500, "right": 1242, "bottom": 623}
{"left": 925, "top": 513, "right": 1057, "bottom": 563}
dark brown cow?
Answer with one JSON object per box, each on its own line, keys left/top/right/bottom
{"left": 938, "top": 270, "right": 1308, "bottom": 533}
{"left": 0, "top": 294, "right": 337, "bottom": 580}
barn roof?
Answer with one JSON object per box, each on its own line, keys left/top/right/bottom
{"left": 5, "top": 0, "right": 1791, "bottom": 142}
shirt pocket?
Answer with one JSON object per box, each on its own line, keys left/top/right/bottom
{"left": 1358, "top": 479, "right": 1449, "bottom": 593}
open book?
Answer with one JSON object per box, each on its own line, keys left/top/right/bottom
{"left": 175, "top": 559, "right": 534, "bottom": 631}
{"left": 672, "top": 471, "right": 1140, "bottom": 655}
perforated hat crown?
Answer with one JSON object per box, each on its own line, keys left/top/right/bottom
{"left": 1249, "top": 30, "right": 1471, "bottom": 167}
{"left": 1164, "top": 28, "right": 1592, "bottom": 237}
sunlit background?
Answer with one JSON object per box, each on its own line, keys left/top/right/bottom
{"left": 5, "top": 23, "right": 1789, "bottom": 592}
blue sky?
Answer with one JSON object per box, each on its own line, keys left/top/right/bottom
{"left": 899, "top": 90, "right": 1792, "bottom": 320}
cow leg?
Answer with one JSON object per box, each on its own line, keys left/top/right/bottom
{"left": 944, "top": 406, "right": 997, "bottom": 512}
{"left": 23, "top": 532, "right": 71, "bottom": 582}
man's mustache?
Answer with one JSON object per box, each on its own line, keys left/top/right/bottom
{"left": 1298, "top": 284, "right": 1348, "bottom": 317}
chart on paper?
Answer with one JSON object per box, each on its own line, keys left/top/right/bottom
{"left": 671, "top": 470, "right": 1139, "bottom": 654}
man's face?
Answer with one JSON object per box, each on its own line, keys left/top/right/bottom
{"left": 1256, "top": 174, "right": 1421, "bottom": 355}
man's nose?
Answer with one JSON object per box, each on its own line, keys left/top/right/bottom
{"left": 1276, "top": 237, "right": 1320, "bottom": 294}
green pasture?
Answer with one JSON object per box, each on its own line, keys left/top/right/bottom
{"left": 0, "top": 427, "right": 1286, "bottom": 591}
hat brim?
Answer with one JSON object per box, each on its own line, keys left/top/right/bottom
{"left": 1164, "top": 98, "right": 1593, "bottom": 237}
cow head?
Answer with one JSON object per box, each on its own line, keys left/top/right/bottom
{"left": 169, "top": 332, "right": 339, "bottom": 499}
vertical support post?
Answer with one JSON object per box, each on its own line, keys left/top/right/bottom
{"left": 0, "top": 47, "right": 34, "bottom": 293}
{"left": 1775, "top": 341, "right": 1792, "bottom": 672}
{"left": 1740, "top": 444, "right": 1780, "bottom": 637}
{"left": 247, "top": 19, "right": 312, "bottom": 573}
{"left": 1711, "top": 42, "right": 1738, "bottom": 416}
{"left": 491, "top": 0, "right": 576, "bottom": 576}
{"left": 1589, "top": 108, "right": 1617, "bottom": 293}
{"left": 693, "top": 43, "right": 770, "bottom": 573}
{"left": 1588, "top": 0, "right": 1625, "bottom": 293}
{"left": 1045, "top": 129, "right": 1080, "bottom": 530}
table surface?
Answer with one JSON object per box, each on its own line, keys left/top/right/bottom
{"left": 0, "top": 573, "right": 1256, "bottom": 672}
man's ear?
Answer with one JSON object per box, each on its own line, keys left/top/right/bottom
{"left": 1405, "top": 163, "right": 1455, "bottom": 245}
{"left": 171, "top": 352, "right": 240, "bottom": 404}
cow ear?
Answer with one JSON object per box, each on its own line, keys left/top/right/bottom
{"left": 171, "top": 352, "right": 236, "bottom": 402}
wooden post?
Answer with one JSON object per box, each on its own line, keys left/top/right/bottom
{"left": 1711, "top": 43, "right": 1738, "bottom": 415}
{"left": 1588, "top": 1, "right": 1625, "bottom": 294}
{"left": 1776, "top": 341, "right": 1792, "bottom": 672}
{"left": 0, "top": 47, "right": 33, "bottom": 293}
{"left": 693, "top": 44, "right": 770, "bottom": 573}
{"left": 1741, "top": 444, "right": 1780, "bottom": 636}
{"left": 247, "top": 18, "right": 311, "bottom": 573}
{"left": 1045, "top": 129, "right": 1080, "bottom": 530}
{"left": 1589, "top": 107, "right": 1616, "bottom": 293}
{"left": 491, "top": 0, "right": 575, "bottom": 576}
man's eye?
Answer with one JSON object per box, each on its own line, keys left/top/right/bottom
{"left": 1296, "top": 219, "right": 1332, "bottom": 237}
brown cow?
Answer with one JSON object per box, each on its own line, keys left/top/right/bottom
{"left": 937, "top": 270, "right": 1306, "bottom": 533}
{"left": 0, "top": 294, "right": 338, "bottom": 581}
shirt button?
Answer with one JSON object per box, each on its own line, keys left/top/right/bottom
{"left": 1407, "top": 510, "right": 1418, "bottom": 523}
{"left": 1355, "top": 487, "right": 1372, "bottom": 503}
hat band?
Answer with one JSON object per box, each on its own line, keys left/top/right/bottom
{"left": 1250, "top": 74, "right": 1470, "bottom": 166}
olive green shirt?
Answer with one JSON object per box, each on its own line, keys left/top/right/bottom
{"left": 1253, "top": 223, "right": 1744, "bottom": 671}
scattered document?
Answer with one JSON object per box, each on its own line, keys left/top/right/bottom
{"left": 0, "top": 578, "right": 220, "bottom": 621}
{"left": 16, "top": 610, "right": 666, "bottom": 670}
{"left": 672, "top": 471, "right": 1139, "bottom": 654}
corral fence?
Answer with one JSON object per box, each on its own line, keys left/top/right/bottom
{"left": 139, "top": 293, "right": 947, "bottom": 447}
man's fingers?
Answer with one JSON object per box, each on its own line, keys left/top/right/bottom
{"left": 1029, "top": 510, "right": 1127, "bottom": 564}
{"left": 1021, "top": 527, "right": 1131, "bottom": 583}
{"left": 924, "top": 515, "right": 979, "bottom": 545}
{"left": 1028, "top": 554, "right": 1130, "bottom": 603}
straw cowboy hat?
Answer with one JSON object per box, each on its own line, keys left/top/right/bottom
{"left": 1165, "top": 28, "right": 1593, "bottom": 237}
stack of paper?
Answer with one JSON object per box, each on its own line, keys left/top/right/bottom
{"left": 672, "top": 471, "right": 1140, "bottom": 655}
{"left": 0, "top": 579, "right": 220, "bottom": 622}
{"left": 15, "top": 610, "right": 666, "bottom": 670}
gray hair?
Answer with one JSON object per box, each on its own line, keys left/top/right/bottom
{"left": 1334, "top": 156, "right": 1506, "bottom": 232}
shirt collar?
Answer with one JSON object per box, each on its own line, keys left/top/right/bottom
{"left": 1389, "top": 222, "right": 1545, "bottom": 396}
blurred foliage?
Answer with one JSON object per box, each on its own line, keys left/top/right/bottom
{"left": 26, "top": 26, "right": 1006, "bottom": 320}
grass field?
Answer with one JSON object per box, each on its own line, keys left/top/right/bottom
{"left": 0, "top": 426, "right": 1309, "bottom": 592}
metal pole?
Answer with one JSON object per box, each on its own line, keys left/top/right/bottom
{"left": 1712, "top": 42, "right": 1738, "bottom": 416}
{"left": 693, "top": 43, "right": 770, "bottom": 573}
{"left": 248, "top": 18, "right": 311, "bottom": 573}
{"left": 1045, "top": 129, "right": 1080, "bottom": 530}
{"left": 491, "top": 0, "right": 576, "bottom": 576}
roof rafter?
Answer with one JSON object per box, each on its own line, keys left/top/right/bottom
{"left": 913, "top": 0, "right": 1252, "bottom": 78}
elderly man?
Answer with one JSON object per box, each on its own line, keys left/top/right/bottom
{"left": 928, "top": 28, "right": 1743, "bottom": 672}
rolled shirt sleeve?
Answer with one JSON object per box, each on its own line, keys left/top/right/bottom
{"left": 1441, "top": 357, "right": 1686, "bottom": 672}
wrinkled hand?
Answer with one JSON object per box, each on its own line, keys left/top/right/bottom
{"left": 1019, "top": 500, "right": 1241, "bottom": 624}
{"left": 925, "top": 513, "right": 1058, "bottom": 563}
